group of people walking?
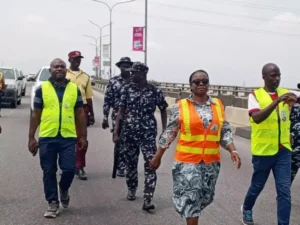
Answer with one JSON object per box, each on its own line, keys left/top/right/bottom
{"left": 23, "top": 52, "right": 300, "bottom": 225}
{"left": 104, "top": 60, "right": 300, "bottom": 225}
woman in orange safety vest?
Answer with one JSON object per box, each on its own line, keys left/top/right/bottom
{"left": 150, "top": 70, "right": 241, "bottom": 225}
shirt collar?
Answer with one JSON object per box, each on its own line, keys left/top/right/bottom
{"left": 48, "top": 77, "right": 69, "bottom": 87}
{"left": 131, "top": 81, "right": 151, "bottom": 90}
{"left": 187, "top": 94, "right": 216, "bottom": 105}
{"left": 116, "top": 74, "right": 131, "bottom": 82}
{"left": 67, "top": 69, "right": 83, "bottom": 75}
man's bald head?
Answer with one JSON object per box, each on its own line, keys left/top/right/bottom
{"left": 49, "top": 58, "right": 67, "bottom": 82}
{"left": 262, "top": 63, "right": 279, "bottom": 76}
{"left": 50, "top": 58, "right": 66, "bottom": 68}
{"left": 262, "top": 63, "right": 281, "bottom": 91}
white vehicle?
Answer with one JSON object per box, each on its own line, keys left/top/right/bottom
{"left": 30, "top": 66, "right": 50, "bottom": 116}
{"left": 27, "top": 73, "right": 36, "bottom": 81}
{"left": 19, "top": 70, "right": 27, "bottom": 96}
{"left": 0, "top": 67, "right": 23, "bottom": 108}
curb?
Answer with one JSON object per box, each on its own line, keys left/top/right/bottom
{"left": 233, "top": 126, "right": 251, "bottom": 139}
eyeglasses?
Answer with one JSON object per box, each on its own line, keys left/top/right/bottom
{"left": 192, "top": 79, "right": 209, "bottom": 85}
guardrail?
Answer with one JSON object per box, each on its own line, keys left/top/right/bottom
{"left": 94, "top": 79, "right": 298, "bottom": 109}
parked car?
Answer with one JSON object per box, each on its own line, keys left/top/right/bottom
{"left": 19, "top": 70, "right": 27, "bottom": 96}
{"left": 30, "top": 66, "right": 50, "bottom": 116}
{"left": 27, "top": 73, "right": 36, "bottom": 81}
{"left": 0, "top": 67, "right": 23, "bottom": 108}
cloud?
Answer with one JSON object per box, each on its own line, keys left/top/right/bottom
{"left": 148, "top": 41, "right": 161, "bottom": 50}
{"left": 273, "top": 12, "right": 300, "bottom": 22}
{"left": 23, "top": 14, "right": 45, "bottom": 23}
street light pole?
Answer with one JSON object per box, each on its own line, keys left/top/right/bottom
{"left": 144, "top": 0, "right": 148, "bottom": 65}
{"left": 91, "top": 0, "right": 136, "bottom": 78}
{"left": 89, "top": 43, "right": 98, "bottom": 62}
{"left": 89, "top": 21, "right": 110, "bottom": 78}
{"left": 83, "top": 34, "right": 100, "bottom": 77}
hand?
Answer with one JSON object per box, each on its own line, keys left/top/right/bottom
{"left": 78, "top": 137, "right": 88, "bottom": 150}
{"left": 102, "top": 119, "right": 109, "bottom": 129}
{"left": 89, "top": 115, "right": 95, "bottom": 125}
{"left": 113, "top": 132, "right": 118, "bottom": 144}
{"left": 230, "top": 151, "right": 241, "bottom": 169}
{"left": 149, "top": 156, "right": 161, "bottom": 171}
{"left": 28, "top": 137, "right": 38, "bottom": 156}
{"left": 278, "top": 93, "right": 297, "bottom": 105}
{"left": 283, "top": 96, "right": 297, "bottom": 107}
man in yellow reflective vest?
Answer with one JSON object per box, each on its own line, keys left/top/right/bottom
{"left": 241, "top": 63, "right": 299, "bottom": 225}
{"left": 28, "top": 58, "right": 87, "bottom": 218}
{"left": 0, "top": 72, "right": 6, "bottom": 117}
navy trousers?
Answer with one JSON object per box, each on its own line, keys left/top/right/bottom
{"left": 39, "top": 136, "right": 76, "bottom": 203}
{"left": 243, "top": 148, "right": 292, "bottom": 225}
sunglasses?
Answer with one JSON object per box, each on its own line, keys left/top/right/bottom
{"left": 192, "top": 79, "right": 209, "bottom": 85}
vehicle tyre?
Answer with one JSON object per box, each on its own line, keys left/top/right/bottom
{"left": 17, "top": 97, "right": 21, "bottom": 105}
{"left": 22, "top": 87, "right": 26, "bottom": 96}
{"left": 11, "top": 99, "right": 17, "bottom": 108}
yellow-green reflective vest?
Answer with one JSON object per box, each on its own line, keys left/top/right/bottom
{"left": 250, "top": 87, "right": 292, "bottom": 156}
{"left": 39, "top": 81, "right": 77, "bottom": 138}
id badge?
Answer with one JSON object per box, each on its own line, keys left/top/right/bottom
{"left": 280, "top": 110, "right": 287, "bottom": 122}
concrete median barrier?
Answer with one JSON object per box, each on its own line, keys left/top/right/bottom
{"left": 93, "top": 85, "right": 251, "bottom": 139}
{"left": 225, "top": 106, "right": 251, "bottom": 139}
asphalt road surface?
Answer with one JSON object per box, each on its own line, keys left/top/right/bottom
{"left": 0, "top": 83, "right": 300, "bottom": 225}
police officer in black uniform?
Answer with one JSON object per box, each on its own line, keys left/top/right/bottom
{"left": 290, "top": 83, "right": 300, "bottom": 184}
{"left": 102, "top": 57, "right": 133, "bottom": 177}
{"left": 114, "top": 62, "right": 168, "bottom": 211}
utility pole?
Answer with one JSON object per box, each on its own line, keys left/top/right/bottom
{"left": 144, "top": 0, "right": 148, "bottom": 65}
{"left": 83, "top": 34, "right": 100, "bottom": 77}
{"left": 91, "top": 0, "right": 136, "bottom": 78}
{"left": 89, "top": 21, "right": 110, "bottom": 78}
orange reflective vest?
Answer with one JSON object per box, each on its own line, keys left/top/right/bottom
{"left": 175, "top": 98, "right": 225, "bottom": 164}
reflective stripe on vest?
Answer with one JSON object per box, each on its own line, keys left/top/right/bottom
{"left": 39, "top": 81, "right": 77, "bottom": 138}
{"left": 175, "top": 98, "right": 225, "bottom": 164}
{"left": 250, "top": 87, "right": 292, "bottom": 156}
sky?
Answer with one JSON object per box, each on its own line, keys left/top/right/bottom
{"left": 1, "top": 0, "right": 300, "bottom": 88}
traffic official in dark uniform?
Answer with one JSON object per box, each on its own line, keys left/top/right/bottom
{"left": 290, "top": 83, "right": 300, "bottom": 184}
{"left": 102, "top": 57, "right": 133, "bottom": 177}
{"left": 114, "top": 62, "right": 168, "bottom": 211}
{"left": 28, "top": 58, "right": 87, "bottom": 218}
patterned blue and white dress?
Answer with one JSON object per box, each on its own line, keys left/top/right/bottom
{"left": 158, "top": 95, "right": 234, "bottom": 218}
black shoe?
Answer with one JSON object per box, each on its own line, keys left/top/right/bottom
{"left": 142, "top": 200, "right": 155, "bottom": 211}
{"left": 127, "top": 190, "right": 136, "bottom": 201}
{"left": 60, "top": 189, "right": 70, "bottom": 208}
{"left": 117, "top": 170, "right": 125, "bottom": 177}
{"left": 76, "top": 168, "right": 87, "bottom": 180}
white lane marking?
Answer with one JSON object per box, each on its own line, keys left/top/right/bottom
{"left": 6, "top": 109, "right": 15, "bottom": 117}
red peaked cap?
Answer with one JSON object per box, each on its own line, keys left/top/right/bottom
{"left": 68, "top": 51, "right": 84, "bottom": 58}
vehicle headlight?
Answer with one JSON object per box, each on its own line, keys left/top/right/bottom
{"left": 7, "top": 84, "right": 16, "bottom": 89}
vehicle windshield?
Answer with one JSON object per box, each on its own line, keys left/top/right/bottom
{"left": 0, "top": 68, "right": 15, "bottom": 79}
{"left": 39, "top": 69, "right": 51, "bottom": 81}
